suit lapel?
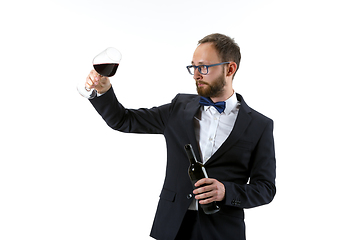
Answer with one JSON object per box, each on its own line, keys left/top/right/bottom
{"left": 205, "top": 93, "right": 252, "bottom": 165}
{"left": 183, "top": 95, "right": 202, "bottom": 162}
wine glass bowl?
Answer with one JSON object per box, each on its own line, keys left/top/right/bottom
{"left": 92, "top": 47, "right": 122, "bottom": 77}
{"left": 77, "top": 47, "right": 121, "bottom": 99}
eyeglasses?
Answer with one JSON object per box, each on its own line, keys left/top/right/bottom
{"left": 186, "top": 62, "right": 230, "bottom": 75}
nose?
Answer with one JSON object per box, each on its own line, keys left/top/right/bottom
{"left": 193, "top": 68, "right": 203, "bottom": 81}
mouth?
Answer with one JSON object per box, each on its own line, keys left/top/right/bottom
{"left": 196, "top": 81, "right": 208, "bottom": 87}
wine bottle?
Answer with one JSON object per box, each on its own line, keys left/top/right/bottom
{"left": 184, "top": 144, "right": 220, "bottom": 214}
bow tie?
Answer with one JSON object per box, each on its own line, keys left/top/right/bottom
{"left": 199, "top": 97, "right": 226, "bottom": 113}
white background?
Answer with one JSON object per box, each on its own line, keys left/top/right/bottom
{"left": 1, "top": 0, "right": 359, "bottom": 239}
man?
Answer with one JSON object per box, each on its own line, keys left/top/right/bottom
{"left": 85, "top": 33, "right": 276, "bottom": 240}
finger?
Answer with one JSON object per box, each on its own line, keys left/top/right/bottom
{"left": 90, "top": 70, "right": 101, "bottom": 82}
{"left": 193, "top": 184, "right": 214, "bottom": 195}
{"left": 195, "top": 184, "right": 219, "bottom": 198}
{"left": 194, "top": 178, "right": 213, "bottom": 187}
{"left": 196, "top": 189, "right": 222, "bottom": 203}
{"left": 90, "top": 69, "right": 99, "bottom": 77}
{"left": 195, "top": 190, "right": 213, "bottom": 200}
{"left": 85, "top": 75, "right": 96, "bottom": 89}
{"left": 199, "top": 197, "right": 216, "bottom": 205}
{"left": 196, "top": 189, "right": 219, "bottom": 204}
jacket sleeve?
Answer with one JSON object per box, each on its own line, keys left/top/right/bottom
{"left": 222, "top": 120, "right": 276, "bottom": 209}
{"left": 89, "top": 87, "right": 172, "bottom": 134}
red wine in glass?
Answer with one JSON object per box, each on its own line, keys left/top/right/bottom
{"left": 93, "top": 63, "right": 119, "bottom": 77}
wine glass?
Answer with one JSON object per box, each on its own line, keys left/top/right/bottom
{"left": 77, "top": 47, "right": 122, "bottom": 99}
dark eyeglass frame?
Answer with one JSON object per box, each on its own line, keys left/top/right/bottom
{"left": 186, "top": 62, "right": 230, "bottom": 75}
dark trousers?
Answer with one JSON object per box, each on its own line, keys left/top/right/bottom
{"left": 175, "top": 210, "right": 203, "bottom": 240}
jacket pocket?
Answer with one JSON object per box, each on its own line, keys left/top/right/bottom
{"left": 159, "top": 188, "right": 176, "bottom": 202}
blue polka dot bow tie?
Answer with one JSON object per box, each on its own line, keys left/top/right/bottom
{"left": 199, "top": 97, "right": 226, "bottom": 113}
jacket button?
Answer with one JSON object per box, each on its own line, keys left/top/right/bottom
{"left": 187, "top": 194, "right": 193, "bottom": 199}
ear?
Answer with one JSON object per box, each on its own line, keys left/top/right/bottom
{"left": 226, "top": 62, "right": 237, "bottom": 77}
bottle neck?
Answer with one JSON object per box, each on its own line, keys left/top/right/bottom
{"left": 188, "top": 156, "right": 197, "bottom": 165}
{"left": 184, "top": 144, "right": 199, "bottom": 165}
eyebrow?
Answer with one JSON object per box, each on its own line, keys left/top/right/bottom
{"left": 191, "top": 61, "right": 205, "bottom": 65}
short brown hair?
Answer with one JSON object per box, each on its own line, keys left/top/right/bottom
{"left": 198, "top": 33, "right": 241, "bottom": 78}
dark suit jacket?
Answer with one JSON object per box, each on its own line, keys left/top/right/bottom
{"left": 90, "top": 87, "right": 276, "bottom": 240}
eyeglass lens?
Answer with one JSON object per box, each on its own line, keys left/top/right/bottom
{"left": 188, "top": 65, "right": 208, "bottom": 75}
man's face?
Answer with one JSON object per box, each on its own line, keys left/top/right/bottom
{"left": 192, "top": 43, "right": 226, "bottom": 98}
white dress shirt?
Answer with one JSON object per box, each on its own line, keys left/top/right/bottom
{"left": 189, "top": 92, "right": 241, "bottom": 210}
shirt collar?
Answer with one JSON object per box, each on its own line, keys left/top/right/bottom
{"left": 223, "top": 92, "right": 240, "bottom": 115}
